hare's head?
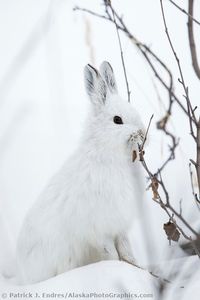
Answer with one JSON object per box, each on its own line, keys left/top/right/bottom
{"left": 84, "top": 62, "right": 145, "bottom": 155}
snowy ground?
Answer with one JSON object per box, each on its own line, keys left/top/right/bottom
{"left": 0, "top": 0, "right": 200, "bottom": 299}
{"left": 1, "top": 261, "right": 157, "bottom": 299}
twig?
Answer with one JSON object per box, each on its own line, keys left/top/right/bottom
{"left": 142, "top": 153, "right": 200, "bottom": 240}
{"left": 158, "top": 172, "right": 200, "bottom": 240}
{"left": 75, "top": 0, "right": 200, "bottom": 256}
{"left": 138, "top": 117, "right": 200, "bottom": 244}
{"left": 189, "top": 162, "right": 200, "bottom": 210}
{"left": 169, "top": 0, "right": 200, "bottom": 26}
{"left": 120, "top": 257, "right": 174, "bottom": 286}
{"left": 138, "top": 117, "right": 195, "bottom": 238}
{"left": 156, "top": 104, "right": 179, "bottom": 175}
{"left": 107, "top": 2, "right": 131, "bottom": 102}
{"left": 140, "top": 114, "right": 154, "bottom": 152}
{"left": 187, "top": 0, "right": 200, "bottom": 80}
{"left": 139, "top": 49, "right": 187, "bottom": 115}
{"left": 74, "top": 4, "right": 192, "bottom": 119}
{"left": 160, "top": 0, "right": 200, "bottom": 201}
{"left": 109, "top": 5, "right": 190, "bottom": 117}
{"left": 196, "top": 118, "right": 200, "bottom": 196}
{"left": 160, "top": 0, "right": 197, "bottom": 131}
{"left": 73, "top": 6, "right": 109, "bottom": 21}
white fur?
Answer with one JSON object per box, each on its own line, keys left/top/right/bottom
{"left": 16, "top": 62, "right": 145, "bottom": 284}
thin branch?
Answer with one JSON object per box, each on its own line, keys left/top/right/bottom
{"left": 73, "top": 6, "right": 109, "bottom": 21}
{"left": 75, "top": 0, "right": 200, "bottom": 254}
{"left": 142, "top": 153, "right": 200, "bottom": 240}
{"left": 140, "top": 114, "right": 154, "bottom": 152}
{"left": 107, "top": 4, "right": 190, "bottom": 117}
{"left": 169, "top": 0, "right": 200, "bottom": 26}
{"left": 74, "top": 4, "right": 192, "bottom": 119}
{"left": 160, "top": 0, "right": 197, "bottom": 139}
{"left": 139, "top": 49, "right": 187, "bottom": 115}
{"left": 189, "top": 162, "right": 200, "bottom": 210}
{"left": 120, "top": 257, "right": 174, "bottom": 286}
{"left": 138, "top": 117, "right": 200, "bottom": 244}
{"left": 157, "top": 132, "right": 179, "bottom": 175}
{"left": 196, "top": 118, "right": 200, "bottom": 196}
{"left": 160, "top": 0, "right": 200, "bottom": 203}
{"left": 187, "top": 0, "right": 200, "bottom": 80}
{"left": 158, "top": 172, "right": 200, "bottom": 239}
{"left": 108, "top": 3, "right": 131, "bottom": 102}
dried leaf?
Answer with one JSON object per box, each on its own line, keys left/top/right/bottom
{"left": 163, "top": 221, "right": 180, "bottom": 242}
{"left": 157, "top": 113, "right": 170, "bottom": 130}
{"left": 150, "top": 176, "right": 159, "bottom": 200}
{"left": 132, "top": 150, "right": 137, "bottom": 162}
{"left": 139, "top": 150, "right": 145, "bottom": 161}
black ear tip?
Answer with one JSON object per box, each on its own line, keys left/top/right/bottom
{"left": 86, "top": 64, "right": 99, "bottom": 76}
{"left": 101, "top": 61, "right": 113, "bottom": 71}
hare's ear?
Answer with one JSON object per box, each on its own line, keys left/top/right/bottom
{"left": 100, "top": 61, "right": 118, "bottom": 94}
{"left": 84, "top": 64, "right": 107, "bottom": 106}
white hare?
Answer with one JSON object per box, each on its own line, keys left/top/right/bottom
{"left": 16, "top": 62, "right": 145, "bottom": 284}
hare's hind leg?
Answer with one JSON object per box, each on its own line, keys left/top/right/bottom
{"left": 100, "top": 238, "right": 119, "bottom": 261}
{"left": 82, "top": 239, "right": 119, "bottom": 265}
{"left": 115, "top": 235, "right": 136, "bottom": 266}
{"left": 60, "top": 240, "right": 119, "bottom": 269}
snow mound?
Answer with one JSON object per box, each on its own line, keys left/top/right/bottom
{"left": 1, "top": 261, "right": 156, "bottom": 299}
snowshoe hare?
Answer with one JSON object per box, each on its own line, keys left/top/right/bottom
{"left": 16, "top": 62, "right": 145, "bottom": 284}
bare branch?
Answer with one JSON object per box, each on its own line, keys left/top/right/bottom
{"left": 169, "top": 0, "right": 200, "bottom": 26}
{"left": 160, "top": 0, "right": 197, "bottom": 147}
{"left": 75, "top": 0, "right": 200, "bottom": 257}
{"left": 74, "top": 3, "right": 192, "bottom": 118}
{"left": 189, "top": 162, "right": 200, "bottom": 209}
{"left": 196, "top": 118, "right": 200, "bottom": 196}
{"left": 160, "top": 0, "right": 200, "bottom": 203}
{"left": 138, "top": 116, "right": 200, "bottom": 243}
{"left": 142, "top": 153, "right": 200, "bottom": 240}
{"left": 187, "top": 0, "right": 200, "bottom": 80}
{"left": 139, "top": 114, "right": 154, "bottom": 155}
{"left": 107, "top": 2, "right": 131, "bottom": 102}
{"left": 120, "top": 257, "right": 173, "bottom": 286}
{"left": 156, "top": 115, "right": 179, "bottom": 175}
{"left": 73, "top": 6, "right": 109, "bottom": 21}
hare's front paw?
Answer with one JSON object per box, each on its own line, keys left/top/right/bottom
{"left": 129, "top": 129, "right": 145, "bottom": 146}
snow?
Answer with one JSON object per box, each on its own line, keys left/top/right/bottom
{"left": 1, "top": 261, "right": 156, "bottom": 299}
{"left": 0, "top": 0, "right": 200, "bottom": 299}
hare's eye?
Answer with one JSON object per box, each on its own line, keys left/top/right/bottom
{"left": 113, "top": 116, "right": 123, "bottom": 124}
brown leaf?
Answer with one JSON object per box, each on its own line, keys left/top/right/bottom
{"left": 163, "top": 221, "right": 180, "bottom": 242}
{"left": 132, "top": 150, "right": 137, "bottom": 162}
{"left": 139, "top": 150, "right": 145, "bottom": 161}
{"left": 150, "top": 176, "right": 159, "bottom": 200}
{"left": 157, "top": 113, "right": 170, "bottom": 130}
